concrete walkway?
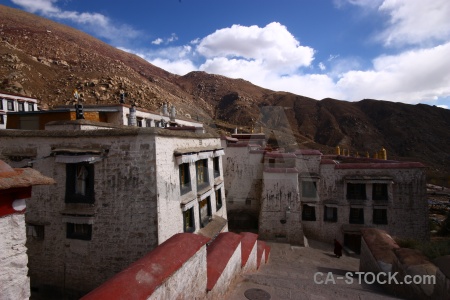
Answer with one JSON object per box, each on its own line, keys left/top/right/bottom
{"left": 225, "top": 240, "right": 401, "bottom": 300}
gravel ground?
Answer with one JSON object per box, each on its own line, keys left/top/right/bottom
{"left": 224, "top": 240, "right": 401, "bottom": 300}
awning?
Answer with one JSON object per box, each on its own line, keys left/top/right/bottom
{"left": 213, "top": 149, "right": 225, "bottom": 157}
{"left": 55, "top": 155, "right": 101, "bottom": 164}
{"left": 197, "top": 151, "right": 214, "bottom": 160}
{"left": 61, "top": 216, "right": 95, "bottom": 224}
{"left": 175, "top": 154, "right": 198, "bottom": 165}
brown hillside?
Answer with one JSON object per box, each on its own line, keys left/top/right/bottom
{"left": 1, "top": 5, "right": 449, "bottom": 184}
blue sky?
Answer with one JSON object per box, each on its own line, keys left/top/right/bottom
{"left": 2, "top": 0, "right": 450, "bottom": 108}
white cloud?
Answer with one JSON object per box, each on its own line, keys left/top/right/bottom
{"left": 318, "top": 62, "right": 326, "bottom": 71}
{"left": 346, "top": 0, "right": 450, "bottom": 47}
{"left": 337, "top": 42, "right": 450, "bottom": 103}
{"left": 151, "top": 38, "right": 163, "bottom": 45}
{"left": 11, "top": 0, "right": 140, "bottom": 44}
{"left": 149, "top": 58, "right": 197, "bottom": 75}
{"left": 437, "top": 105, "right": 448, "bottom": 109}
{"left": 196, "top": 22, "right": 314, "bottom": 74}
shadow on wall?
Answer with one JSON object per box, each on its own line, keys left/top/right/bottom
{"left": 228, "top": 209, "right": 259, "bottom": 233}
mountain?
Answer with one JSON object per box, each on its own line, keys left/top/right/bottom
{"left": 1, "top": 5, "right": 449, "bottom": 184}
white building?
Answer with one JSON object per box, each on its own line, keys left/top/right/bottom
{"left": 0, "top": 119, "right": 226, "bottom": 298}
{"left": 0, "top": 92, "right": 39, "bottom": 129}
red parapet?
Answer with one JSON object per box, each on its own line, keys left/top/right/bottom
{"left": 240, "top": 232, "right": 258, "bottom": 267}
{"left": 82, "top": 233, "right": 210, "bottom": 300}
{"left": 206, "top": 232, "right": 242, "bottom": 291}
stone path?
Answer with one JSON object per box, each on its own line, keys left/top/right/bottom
{"left": 224, "top": 240, "right": 401, "bottom": 300}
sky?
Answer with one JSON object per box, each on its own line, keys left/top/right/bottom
{"left": 2, "top": 0, "right": 450, "bottom": 109}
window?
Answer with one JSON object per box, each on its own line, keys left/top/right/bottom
{"left": 347, "top": 183, "right": 366, "bottom": 200}
{"left": 215, "top": 188, "right": 223, "bottom": 211}
{"left": 349, "top": 208, "right": 364, "bottom": 224}
{"left": 199, "top": 196, "right": 212, "bottom": 228}
{"left": 7, "top": 100, "right": 14, "bottom": 111}
{"left": 137, "top": 118, "right": 143, "bottom": 127}
{"left": 196, "top": 159, "right": 208, "bottom": 188}
{"left": 179, "top": 163, "right": 191, "bottom": 195}
{"left": 373, "top": 209, "right": 388, "bottom": 224}
{"left": 0, "top": 99, "right": 3, "bottom": 110}
{"left": 302, "top": 204, "right": 316, "bottom": 221}
{"left": 268, "top": 158, "right": 275, "bottom": 168}
{"left": 372, "top": 184, "right": 388, "bottom": 201}
{"left": 146, "top": 119, "right": 152, "bottom": 127}
{"left": 324, "top": 206, "right": 337, "bottom": 222}
{"left": 302, "top": 181, "right": 317, "bottom": 198}
{"left": 18, "top": 102, "right": 25, "bottom": 111}
{"left": 65, "top": 163, "right": 95, "bottom": 203}
{"left": 28, "top": 102, "right": 34, "bottom": 111}
{"left": 27, "top": 224, "right": 45, "bottom": 240}
{"left": 213, "top": 156, "right": 220, "bottom": 178}
{"left": 0, "top": 114, "right": 4, "bottom": 125}
{"left": 66, "top": 223, "right": 92, "bottom": 240}
{"left": 183, "top": 207, "right": 195, "bottom": 233}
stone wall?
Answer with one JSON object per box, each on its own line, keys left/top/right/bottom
{"left": 259, "top": 171, "right": 303, "bottom": 245}
{"left": 223, "top": 146, "right": 264, "bottom": 229}
{"left": 360, "top": 228, "right": 450, "bottom": 300}
{"left": 0, "top": 214, "right": 30, "bottom": 300}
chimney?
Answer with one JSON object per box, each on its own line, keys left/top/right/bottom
{"left": 128, "top": 104, "right": 137, "bottom": 126}
{"left": 162, "top": 103, "right": 169, "bottom": 116}
{"left": 170, "top": 105, "right": 176, "bottom": 121}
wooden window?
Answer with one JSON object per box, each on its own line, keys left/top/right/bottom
{"left": 27, "top": 224, "right": 45, "bottom": 240}
{"left": 7, "top": 100, "right": 14, "bottom": 111}
{"left": 66, "top": 223, "right": 92, "bottom": 240}
{"left": 373, "top": 209, "right": 388, "bottom": 224}
{"left": 302, "top": 181, "right": 317, "bottom": 198}
{"left": 324, "top": 206, "right": 337, "bottom": 222}
{"left": 28, "top": 102, "right": 34, "bottom": 111}
{"left": 215, "top": 188, "right": 223, "bottom": 211}
{"left": 268, "top": 158, "right": 275, "bottom": 168}
{"left": 213, "top": 156, "right": 220, "bottom": 178}
{"left": 349, "top": 208, "right": 364, "bottom": 224}
{"left": 0, "top": 99, "right": 3, "bottom": 110}
{"left": 199, "top": 196, "right": 212, "bottom": 228}
{"left": 137, "top": 118, "right": 143, "bottom": 127}
{"left": 183, "top": 208, "right": 195, "bottom": 233}
{"left": 347, "top": 183, "right": 366, "bottom": 200}
{"left": 196, "top": 159, "right": 208, "bottom": 188}
{"left": 0, "top": 114, "right": 4, "bottom": 125}
{"left": 302, "top": 204, "right": 316, "bottom": 221}
{"left": 145, "top": 119, "right": 152, "bottom": 127}
{"left": 179, "top": 163, "right": 191, "bottom": 195}
{"left": 372, "top": 184, "right": 388, "bottom": 201}
{"left": 65, "top": 163, "right": 95, "bottom": 203}
{"left": 18, "top": 102, "right": 25, "bottom": 111}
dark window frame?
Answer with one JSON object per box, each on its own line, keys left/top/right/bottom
{"left": 302, "top": 204, "right": 316, "bottom": 221}
{"left": 373, "top": 209, "right": 388, "bottom": 225}
{"left": 66, "top": 223, "right": 92, "bottom": 240}
{"left": 179, "top": 163, "right": 191, "bottom": 195}
{"left": 372, "top": 183, "right": 388, "bottom": 201}
{"left": 27, "top": 224, "right": 45, "bottom": 240}
{"left": 199, "top": 196, "right": 212, "bottom": 228}
{"left": 324, "top": 206, "right": 338, "bottom": 222}
{"left": 28, "top": 102, "right": 34, "bottom": 111}
{"left": 183, "top": 207, "right": 195, "bottom": 233}
{"left": 0, "top": 114, "right": 4, "bottom": 125}
{"left": 18, "top": 102, "right": 25, "bottom": 112}
{"left": 65, "top": 163, "right": 95, "bottom": 204}
{"left": 0, "top": 99, "right": 3, "bottom": 110}
{"left": 213, "top": 156, "right": 220, "bottom": 178}
{"left": 215, "top": 188, "right": 223, "bottom": 211}
{"left": 7, "top": 100, "right": 14, "bottom": 111}
{"left": 302, "top": 181, "right": 317, "bottom": 198}
{"left": 196, "top": 159, "right": 209, "bottom": 189}
{"left": 347, "top": 183, "right": 367, "bottom": 200}
{"left": 349, "top": 208, "right": 364, "bottom": 224}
